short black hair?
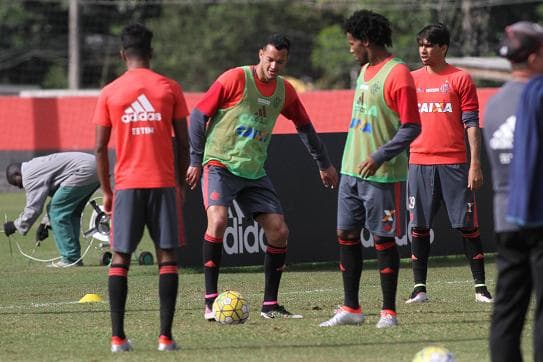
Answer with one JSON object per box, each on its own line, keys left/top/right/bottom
{"left": 263, "top": 33, "right": 290, "bottom": 53}
{"left": 121, "top": 23, "right": 153, "bottom": 59}
{"left": 343, "top": 10, "right": 392, "bottom": 48}
{"left": 5, "top": 162, "right": 21, "bottom": 186}
{"left": 417, "top": 23, "right": 450, "bottom": 47}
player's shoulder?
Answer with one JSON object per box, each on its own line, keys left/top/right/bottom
{"left": 217, "top": 66, "right": 246, "bottom": 85}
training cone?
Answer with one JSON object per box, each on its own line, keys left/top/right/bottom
{"left": 79, "top": 293, "right": 104, "bottom": 303}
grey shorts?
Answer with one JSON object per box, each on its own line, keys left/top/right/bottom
{"left": 111, "top": 187, "right": 180, "bottom": 254}
{"left": 407, "top": 164, "right": 479, "bottom": 229}
{"left": 337, "top": 174, "right": 406, "bottom": 238}
{"left": 202, "top": 165, "right": 283, "bottom": 217}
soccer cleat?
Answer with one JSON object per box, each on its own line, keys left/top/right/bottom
{"left": 158, "top": 335, "right": 178, "bottom": 351}
{"left": 47, "top": 259, "right": 83, "bottom": 268}
{"left": 319, "top": 306, "right": 365, "bottom": 327}
{"left": 111, "top": 337, "right": 132, "bottom": 352}
{"left": 405, "top": 285, "right": 428, "bottom": 304}
{"left": 204, "top": 305, "right": 215, "bottom": 321}
{"left": 260, "top": 304, "right": 303, "bottom": 319}
{"left": 475, "top": 285, "right": 493, "bottom": 303}
{"left": 376, "top": 310, "right": 398, "bottom": 328}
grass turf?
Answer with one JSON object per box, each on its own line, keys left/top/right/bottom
{"left": 0, "top": 191, "right": 535, "bottom": 361}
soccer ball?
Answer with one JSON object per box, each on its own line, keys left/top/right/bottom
{"left": 212, "top": 290, "right": 249, "bottom": 324}
{"left": 413, "top": 346, "right": 456, "bottom": 362}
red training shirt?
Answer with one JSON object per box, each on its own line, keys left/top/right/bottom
{"left": 92, "top": 68, "right": 189, "bottom": 189}
{"left": 410, "top": 64, "right": 479, "bottom": 164}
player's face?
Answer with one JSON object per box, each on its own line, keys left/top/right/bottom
{"left": 347, "top": 33, "right": 368, "bottom": 65}
{"left": 258, "top": 45, "right": 288, "bottom": 82}
{"left": 418, "top": 39, "right": 448, "bottom": 67}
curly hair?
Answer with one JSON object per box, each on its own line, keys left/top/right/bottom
{"left": 343, "top": 10, "right": 392, "bottom": 48}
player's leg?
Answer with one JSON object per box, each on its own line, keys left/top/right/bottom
{"left": 530, "top": 229, "right": 543, "bottom": 362}
{"left": 241, "top": 175, "right": 299, "bottom": 318}
{"left": 320, "top": 175, "right": 365, "bottom": 327}
{"left": 256, "top": 213, "right": 299, "bottom": 318}
{"left": 489, "top": 231, "right": 532, "bottom": 362}
{"left": 109, "top": 189, "right": 145, "bottom": 352}
{"left": 146, "top": 187, "right": 180, "bottom": 351}
{"left": 203, "top": 205, "right": 228, "bottom": 319}
{"left": 200, "top": 165, "right": 238, "bottom": 319}
{"left": 440, "top": 164, "right": 492, "bottom": 301}
{"left": 406, "top": 165, "right": 437, "bottom": 303}
{"left": 365, "top": 181, "right": 403, "bottom": 328}
{"left": 109, "top": 252, "right": 133, "bottom": 352}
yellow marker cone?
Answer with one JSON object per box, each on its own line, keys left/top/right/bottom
{"left": 79, "top": 293, "right": 104, "bottom": 303}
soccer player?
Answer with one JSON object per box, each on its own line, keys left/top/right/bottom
{"left": 405, "top": 23, "right": 493, "bottom": 304}
{"left": 4, "top": 152, "right": 99, "bottom": 267}
{"left": 186, "top": 33, "right": 338, "bottom": 320}
{"left": 486, "top": 21, "right": 543, "bottom": 362}
{"left": 93, "top": 23, "right": 189, "bottom": 352}
{"left": 319, "top": 10, "right": 421, "bottom": 328}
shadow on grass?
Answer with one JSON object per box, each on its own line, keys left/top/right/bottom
{"left": 178, "top": 336, "right": 488, "bottom": 351}
{"left": 185, "top": 253, "right": 497, "bottom": 274}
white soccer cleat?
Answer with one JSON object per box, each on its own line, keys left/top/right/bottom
{"left": 111, "top": 337, "right": 133, "bottom": 352}
{"left": 204, "top": 305, "right": 215, "bottom": 321}
{"left": 376, "top": 311, "right": 398, "bottom": 329}
{"left": 158, "top": 336, "right": 178, "bottom": 351}
{"left": 475, "top": 285, "right": 493, "bottom": 303}
{"left": 319, "top": 306, "right": 365, "bottom": 327}
{"left": 405, "top": 291, "right": 428, "bottom": 304}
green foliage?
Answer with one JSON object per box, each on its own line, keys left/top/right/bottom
{"left": 311, "top": 25, "right": 354, "bottom": 89}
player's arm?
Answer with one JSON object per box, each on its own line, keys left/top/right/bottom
{"left": 187, "top": 107, "right": 211, "bottom": 190}
{"left": 465, "top": 115, "right": 483, "bottom": 191}
{"left": 173, "top": 117, "right": 190, "bottom": 191}
{"left": 460, "top": 74, "right": 483, "bottom": 191}
{"left": 359, "top": 78, "right": 421, "bottom": 178}
{"left": 282, "top": 89, "right": 338, "bottom": 188}
{"left": 95, "top": 125, "right": 112, "bottom": 214}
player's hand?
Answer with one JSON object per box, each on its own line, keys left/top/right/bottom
{"left": 3, "top": 221, "right": 16, "bottom": 236}
{"left": 320, "top": 165, "right": 338, "bottom": 189}
{"left": 102, "top": 191, "right": 113, "bottom": 215}
{"left": 357, "top": 157, "right": 379, "bottom": 178}
{"left": 468, "top": 164, "right": 483, "bottom": 190}
{"left": 36, "top": 223, "right": 50, "bottom": 241}
{"left": 186, "top": 166, "right": 202, "bottom": 190}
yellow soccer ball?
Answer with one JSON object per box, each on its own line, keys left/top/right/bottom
{"left": 212, "top": 290, "right": 249, "bottom": 324}
{"left": 413, "top": 346, "right": 456, "bottom": 362}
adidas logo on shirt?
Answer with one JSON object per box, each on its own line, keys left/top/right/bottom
{"left": 121, "top": 94, "right": 162, "bottom": 123}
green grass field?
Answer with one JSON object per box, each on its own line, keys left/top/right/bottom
{"left": 0, "top": 192, "right": 535, "bottom": 361}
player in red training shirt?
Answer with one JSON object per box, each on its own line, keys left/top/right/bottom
{"left": 406, "top": 23, "right": 493, "bottom": 305}
{"left": 319, "top": 10, "right": 420, "bottom": 329}
{"left": 186, "top": 33, "right": 338, "bottom": 320}
{"left": 94, "top": 23, "right": 189, "bottom": 352}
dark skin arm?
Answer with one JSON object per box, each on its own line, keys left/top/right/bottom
{"left": 173, "top": 117, "right": 190, "bottom": 199}
{"left": 95, "top": 125, "right": 113, "bottom": 214}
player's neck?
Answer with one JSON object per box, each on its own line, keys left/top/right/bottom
{"left": 425, "top": 61, "right": 448, "bottom": 74}
{"left": 368, "top": 48, "right": 391, "bottom": 66}
{"left": 126, "top": 59, "right": 150, "bottom": 70}
{"left": 253, "top": 65, "right": 271, "bottom": 83}
{"left": 511, "top": 68, "right": 539, "bottom": 82}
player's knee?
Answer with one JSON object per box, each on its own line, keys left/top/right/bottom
{"left": 459, "top": 227, "right": 480, "bottom": 239}
{"left": 269, "top": 222, "right": 289, "bottom": 245}
{"left": 337, "top": 229, "right": 360, "bottom": 240}
{"left": 411, "top": 227, "right": 430, "bottom": 238}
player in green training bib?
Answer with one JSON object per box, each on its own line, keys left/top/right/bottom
{"left": 320, "top": 10, "right": 420, "bottom": 329}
